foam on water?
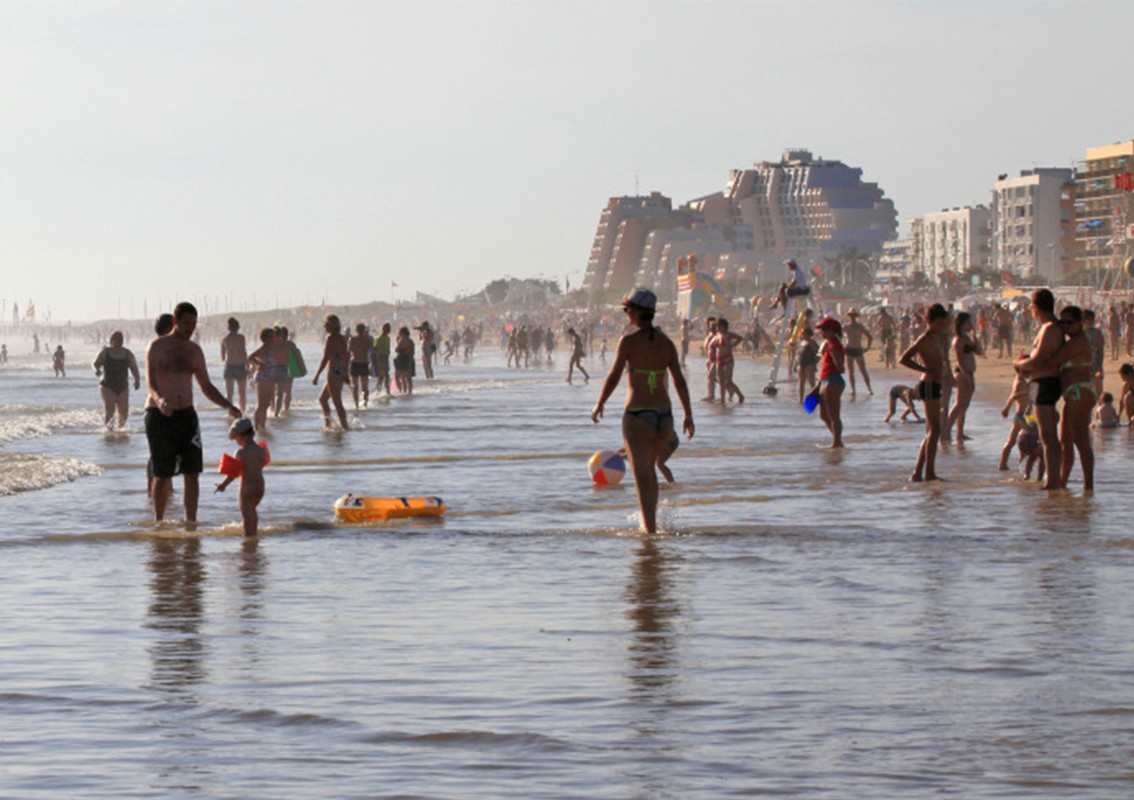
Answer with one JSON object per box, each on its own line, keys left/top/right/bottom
{"left": 0, "top": 453, "right": 102, "bottom": 496}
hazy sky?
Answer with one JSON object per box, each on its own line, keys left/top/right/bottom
{"left": 1, "top": 1, "right": 1128, "bottom": 323}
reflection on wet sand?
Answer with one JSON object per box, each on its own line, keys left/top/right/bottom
{"left": 624, "top": 538, "right": 682, "bottom": 698}
{"left": 146, "top": 538, "right": 207, "bottom": 695}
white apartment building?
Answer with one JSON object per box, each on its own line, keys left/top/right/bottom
{"left": 992, "top": 168, "right": 1074, "bottom": 283}
{"left": 909, "top": 206, "right": 992, "bottom": 284}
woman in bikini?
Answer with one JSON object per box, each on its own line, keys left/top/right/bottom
{"left": 946, "top": 312, "right": 982, "bottom": 443}
{"left": 93, "top": 330, "right": 141, "bottom": 429}
{"left": 815, "top": 317, "right": 846, "bottom": 448}
{"left": 247, "top": 327, "right": 286, "bottom": 434}
{"left": 712, "top": 318, "right": 745, "bottom": 404}
{"left": 312, "top": 314, "right": 351, "bottom": 431}
{"left": 592, "top": 289, "right": 694, "bottom": 534}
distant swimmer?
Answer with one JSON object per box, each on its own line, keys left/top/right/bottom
{"left": 220, "top": 317, "right": 248, "bottom": 413}
{"left": 394, "top": 325, "right": 416, "bottom": 395}
{"left": 312, "top": 314, "right": 351, "bottom": 430}
{"left": 566, "top": 327, "right": 589, "bottom": 384}
{"left": 214, "top": 417, "right": 267, "bottom": 539}
{"left": 592, "top": 289, "right": 694, "bottom": 534}
{"left": 247, "top": 327, "right": 286, "bottom": 434}
{"left": 92, "top": 330, "right": 140, "bottom": 429}
{"left": 275, "top": 325, "right": 304, "bottom": 416}
{"left": 52, "top": 345, "right": 65, "bottom": 377}
{"left": 899, "top": 303, "right": 949, "bottom": 482}
{"left": 145, "top": 302, "right": 241, "bottom": 524}
{"left": 348, "top": 322, "right": 375, "bottom": 409}
{"left": 711, "top": 318, "right": 744, "bottom": 404}
{"left": 843, "top": 309, "right": 873, "bottom": 397}
{"left": 373, "top": 322, "right": 392, "bottom": 396}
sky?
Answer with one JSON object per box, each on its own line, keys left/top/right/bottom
{"left": 0, "top": 0, "right": 1129, "bottom": 324}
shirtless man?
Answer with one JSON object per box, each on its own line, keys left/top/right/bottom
{"left": 1014, "top": 288, "right": 1065, "bottom": 490}
{"left": 899, "top": 303, "right": 949, "bottom": 482}
{"left": 220, "top": 317, "right": 248, "bottom": 413}
{"left": 843, "top": 309, "right": 874, "bottom": 397}
{"left": 995, "top": 304, "right": 1014, "bottom": 358}
{"left": 146, "top": 302, "right": 241, "bottom": 524}
{"left": 348, "top": 323, "right": 375, "bottom": 409}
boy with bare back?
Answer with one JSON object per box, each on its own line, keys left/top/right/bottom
{"left": 899, "top": 303, "right": 949, "bottom": 481}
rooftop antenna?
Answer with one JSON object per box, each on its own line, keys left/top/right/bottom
{"left": 634, "top": 169, "right": 640, "bottom": 196}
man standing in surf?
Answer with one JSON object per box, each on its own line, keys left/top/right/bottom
{"left": 1014, "top": 288, "right": 1065, "bottom": 490}
{"left": 899, "top": 303, "right": 949, "bottom": 482}
{"left": 146, "top": 302, "right": 241, "bottom": 525}
{"left": 591, "top": 289, "right": 694, "bottom": 534}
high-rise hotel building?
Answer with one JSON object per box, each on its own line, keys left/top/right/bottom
{"left": 991, "top": 168, "right": 1074, "bottom": 283}
{"left": 583, "top": 150, "right": 898, "bottom": 295}
{"left": 1074, "top": 140, "right": 1134, "bottom": 278}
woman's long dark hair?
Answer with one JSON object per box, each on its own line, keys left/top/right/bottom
{"left": 632, "top": 305, "right": 656, "bottom": 340}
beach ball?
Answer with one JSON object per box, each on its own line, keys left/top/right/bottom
{"left": 588, "top": 449, "right": 626, "bottom": 486}
{"left": 1125, "top": 256, "right": 1134, "bottom": 279}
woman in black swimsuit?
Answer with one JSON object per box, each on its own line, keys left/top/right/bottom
{"left": 93, "top": 331, "right": 140, "bottom": 429}
{"left": 946, "top": 312, "right": 981, "bottom": 442}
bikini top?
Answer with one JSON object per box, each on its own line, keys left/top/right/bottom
{"left": 633, "top": 368, "right": 666, "bottom": 394}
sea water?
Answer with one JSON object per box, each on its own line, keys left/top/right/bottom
{"left": 1, "top": 341, "right": 1133, "bottom": 798}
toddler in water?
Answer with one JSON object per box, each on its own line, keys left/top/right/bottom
{"left": 1093, "top": 392, "right": 1120, "bottom": 429}
{"left": 215, "top": 418, "right": 267, "bottom": 538}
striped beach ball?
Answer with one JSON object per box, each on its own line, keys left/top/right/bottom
{"left": 588, "top": 450, "right": 626, "bottom": 486}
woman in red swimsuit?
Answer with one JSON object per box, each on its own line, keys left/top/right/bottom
{"left": 816, "top": 317, "right": 846, "bottom": 448}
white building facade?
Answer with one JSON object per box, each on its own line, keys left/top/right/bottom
{"left": 909, "top": 206, "right": 992, "bottom": 284}
{"left": 991, "top": 168, "right": 1074, "bottom": 283}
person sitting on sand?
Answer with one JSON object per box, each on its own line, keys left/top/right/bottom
{"left": 1094, "top": 392, "right": 1120, "bottom": 429}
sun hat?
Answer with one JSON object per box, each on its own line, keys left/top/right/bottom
{"left": 622, "top": 288, "right": 657, "bottom": 311}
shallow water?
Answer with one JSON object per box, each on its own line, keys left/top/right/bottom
{"left": 2, "top": 342, "right": 1132, "bottom": 798}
